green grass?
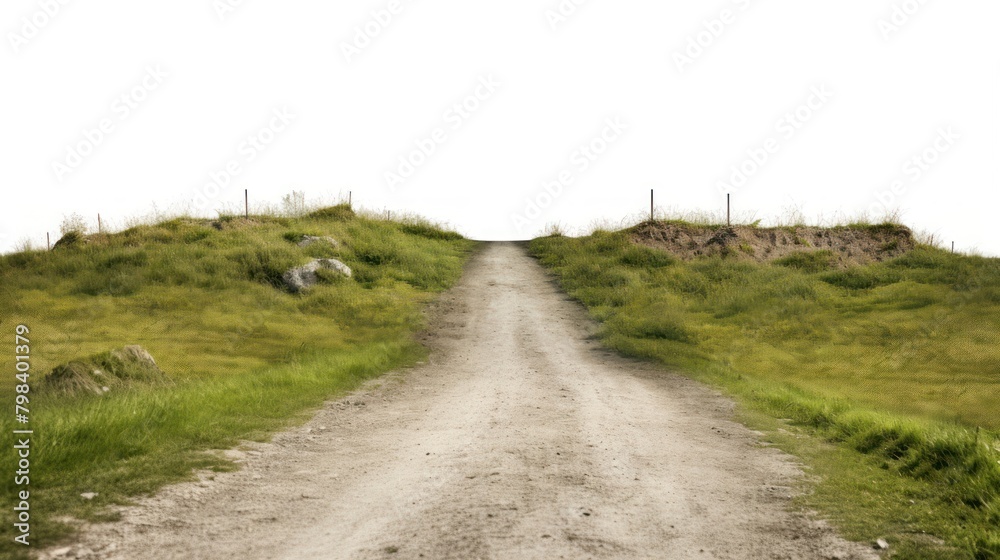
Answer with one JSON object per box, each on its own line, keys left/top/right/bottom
{"left": 530, "top": 229, "right": 1000, "bottom": 559}
{"left": 0, "top": 207, "right": 474, "bottom": 557}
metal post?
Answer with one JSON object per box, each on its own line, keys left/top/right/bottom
{"left": 245, "top": 189, "right": 249, "bottom": 219}
{"left": 952, "top": 241, "right": 955, "bottom": 254}
{"left": 46, "top": 232, "right": 50, "bottom": 251}
{"left": 349, "top": 191, "right": 352, "bottom": 207}
{"left": 98, "top": 214, "right": 102, "bottom": 234}
{"left": 650, "top": 189, "right": 654, "bottom": 222}
{"left": 727, "top": 194, "right": 731, "bottom": 227}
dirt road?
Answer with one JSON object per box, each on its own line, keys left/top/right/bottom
{"left": 61, "top": 242, "right": 877, "bottom": 559}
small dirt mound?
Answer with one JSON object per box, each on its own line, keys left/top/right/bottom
{"left": 630, "top": 222, "right": 914, "bottom": 268}
{"left": 42, "top": 345, "right": 169, "bottom": 396}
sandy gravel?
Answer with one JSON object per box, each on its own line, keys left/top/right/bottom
{"left": 55, "top": 242, "right": 878, "bottom": 560}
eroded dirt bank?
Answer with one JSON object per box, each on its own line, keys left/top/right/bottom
{"left": 631, "top": 221, "right": 913, "bottom": 267}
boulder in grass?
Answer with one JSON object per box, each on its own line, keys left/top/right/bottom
{"left": 297, "top": 235, "right": 339, "bottom": 248}
{"left": 282, "top": 259, "right": 352, "bottom": 293}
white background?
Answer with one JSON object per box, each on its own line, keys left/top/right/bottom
{"left": 2, "top": 0, "right": 998, "bottom": 254}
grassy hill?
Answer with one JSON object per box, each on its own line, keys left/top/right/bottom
{"left": 0, "top": 205, "right": 474, "bottom": 556}
{"left": 530, "top": 222, "right": 1000, "bottom": 559}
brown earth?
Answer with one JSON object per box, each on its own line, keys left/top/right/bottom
{"left": 48, "top": 243, "right": 880, "bottom": 560}
{"left": 630, "top": 222, "right": 914, "bottom": 267}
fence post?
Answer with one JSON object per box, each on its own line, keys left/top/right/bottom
{"left": 245, "top": 189, "right": 249, "bottom": 219}
{"left": 349, "top": 191, "right": 352, "bottom": 207}
{"left": 650, "top": 189, "right": 654, "bottom": 222}
{"left": 98, "top": 214, "right": 102, "bottom": 234}
{"left": 47, "top": 232, "right": 51, "bottom": 251}
{"left": 727, "top": 194, "right": 731, "bottom": 227}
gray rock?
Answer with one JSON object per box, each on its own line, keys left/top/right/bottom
{"left": 297, "top": 235, "right": 339, "bottom": 248}
{"left": 283, "top": 259, "right": 352, "bottom": 292}
{"left": 875, "top": 538, "right": 889, "bottom": 550}
{"left": 80, "top": 492, "right": 98, "bottom": 500}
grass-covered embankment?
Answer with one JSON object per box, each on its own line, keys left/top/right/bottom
{"left": 0, "top": 205, "right": 474, "bottom": 556}
{"left": 530, "top": 224, "right": 1000, "bottom": 559}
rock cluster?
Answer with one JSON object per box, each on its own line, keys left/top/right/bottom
{"left": 282, "top": 259, "right": 352, "bottom": 293}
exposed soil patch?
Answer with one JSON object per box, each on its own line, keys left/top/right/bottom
{"left": 631, "top": 221, "right": 914, "bottom": 268}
